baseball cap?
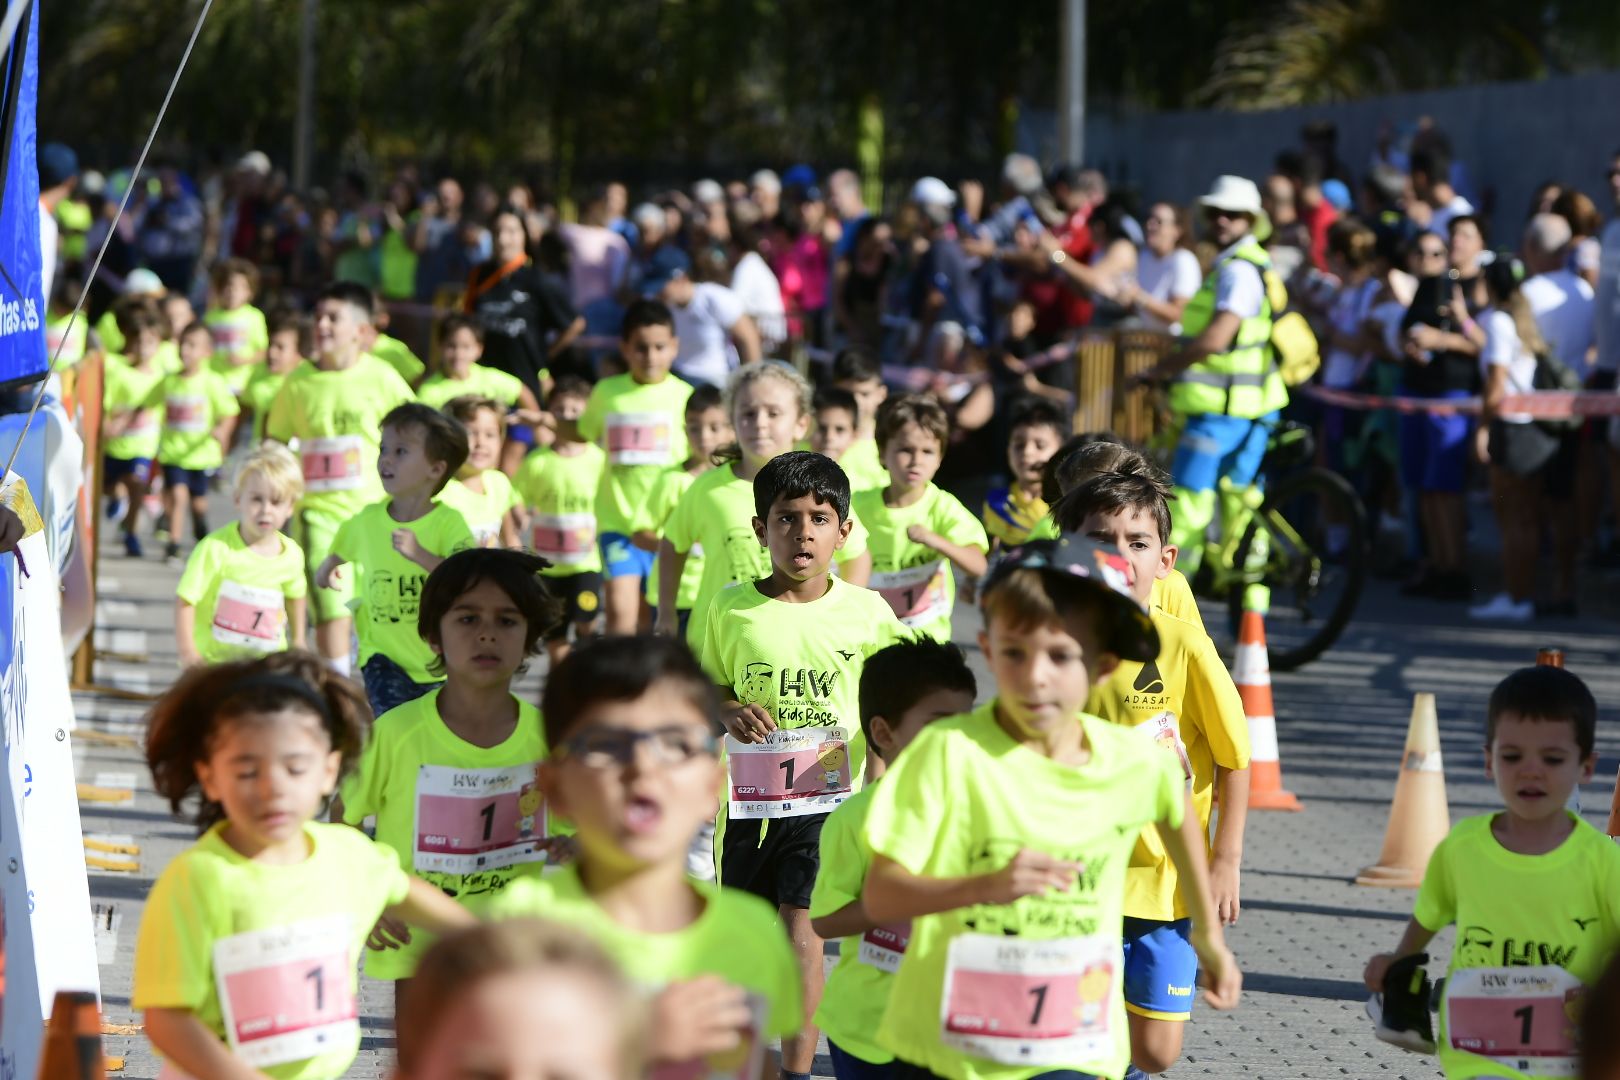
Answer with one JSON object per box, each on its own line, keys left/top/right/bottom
{"left": 1321, "top": 178, "right": 1352, "bottom": 211}
{"left": 908, "top": 176, "right": 956, "bottom": 208}
{"left": 39, "top": 143, "right": 78, "bottom": 189}
{"left": 980, "top": 533, "right": 1159, "bottom": 662}
{"left": 692, "top": 178, "right": 725, "bottom": 205}
{"left": 124, "top": 268, "right": 165, "bottom": 296}
{"left": 237, "top": 150, "right": 272, "bottom": 177}
{"left": 638, "top": 246, "right": 692, "bottom": 297}
{"left": 782, "top": 164, "right": 818, "bottom": 192}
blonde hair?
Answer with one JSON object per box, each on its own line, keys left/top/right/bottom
{"left": 444, "top": 393, "right": 507, "bottom": 434}
{"left": 396, "top": 918, "right": 645, "bottom": 1079}
{"left": 233, "top": 443, "right": 304, "bottom": 503}
{"left": 715, "top": 360, "right": 813, "bottom": 464}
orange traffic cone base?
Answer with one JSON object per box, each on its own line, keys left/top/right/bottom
{"left": 1251, "top": 788, "right": 1303, "bottom": 811}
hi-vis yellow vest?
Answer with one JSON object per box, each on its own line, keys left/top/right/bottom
{"left": 1170, "top": 237, "right": 1290, "bottom": 419}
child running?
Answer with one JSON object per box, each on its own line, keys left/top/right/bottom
{"left": 175, "top": 445, "right": 307, "bottom": 666}
{"left": 640, "top": 383, "right": 732, "bottom": 640}
{"left": 860, "top": 533, "right": 1242, "bottom": 1080}
{"left": 333, "top": 549, "right": 564, "bottom": 1007}
{"left": 153, "top": 321, "right": 241, "bottom": 563}
{"left": 982, "top": 396, "right": 1067, "bottom": 549}
{"left": 829, "top": 346, "right": 891, "bottom": 494}
{"left": 515, "top": 376, "right": 607, "bottom": 666}
{"left": 484, "top": 635, "right": 802, "bottom": 1079}
{"left": 810, "top": 386, "right": 863, "bottom": 481}
{"left": 440, "top": 395, "right": 522, "bottom": 548}
{"left": 133, "top": 650, "right": 472, "bottom": 1080}
{"left": 415, "top": 314, "right": 543, "bottom": 420}
{"left": 101, "top": 296, "right": 169, "bottom": 556}
{"left": 1365, "top": 665, "right": 1619, "bottom": 1080}
{"left": 1054, "top": 471, "right": 1250, "bottom": 1076}
{"left": 316, "top": 403, "right": 475, "bottom": 716}
{"left": 854, "top": 393, "right": 989, "bottom": 644}
{"left": 811, "top": 641, "right": 978, "bottom": 1079}
{"left": 700, "top": 450, "right": 912, "bottom": 1080}
{"left": 203, "top": 258, "right": 269, "bottom": 395}
{"left": 242, "top": 311, "right": 309, "bottom": 445}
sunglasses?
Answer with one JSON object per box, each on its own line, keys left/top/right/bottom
{"left": 555, "top": 725, "right": 717, "bottom": 769}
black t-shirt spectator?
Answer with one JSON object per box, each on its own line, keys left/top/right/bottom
{"left": 1401, "top": 273, "right": 1481, "bottom": 396}
{"left": 465, "top": 260, "right": 577, "bottom": 399}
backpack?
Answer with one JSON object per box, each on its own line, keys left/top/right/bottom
{"left": 1530, "top": 350, "right": 1582, "bottom": 433}
{"left": 1260, "top": 266, "right": 1320, "bottom": 387}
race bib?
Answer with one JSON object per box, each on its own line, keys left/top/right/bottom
{"left": 725, "top": 727, "right": 853, "bottom": 820}
{"left": 1445, "top": 966, "right": 1581, "bottom": 1076}
{"left": 1138, "top": 711, "right": 1193, "bottom": 786}
{"left": 300, "top": 436, "right": 365, "bottom": 493}
{"left": 212, "top": 322, "right": 249, "bottom": 356}
{"left": 414, "top": 763, "right": 548, "bottom": 874}
{"left": 605, "top": 411, "right": 674, "bottom": 466}
{"left": 165, "top": 394, "right": 209, "bottom": 435}
{"left": 124, "top": 408, "right": 159, "bottom": 439}
{"left": 647, "top": 992, "right": 765, "bottom": 1080}
{"left": 214, "top": 915, "right": 358, "bottom": 1068}
{"left": 940, "top": 933, "right": 1118, "bottom": 1066}
{"left": 869, "top": 561, "right": 948, "bottom": 627}
{"left": 212, "top": 580, "right": 286, "bottom": 651}
{"left": 530, "top": 512, "right": 597, "bottom": 567}
{"left": 858, "top": 924, "right": 911, "bottom": 974}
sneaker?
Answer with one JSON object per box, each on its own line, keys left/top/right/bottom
{"left": 1367, "top": 953, "right": 1436, "bottom": 1054}
{"left": 164, "top": 542, "right": 183, "bottom": 566}
{"left": 1468, "top": 593, "right": 1534, "bottom": 622}
{"left": 122, "top": 532, "right": 143, "bottom": 558}
{"left": 104, "top": 496, "right": 126, "bottom": 522}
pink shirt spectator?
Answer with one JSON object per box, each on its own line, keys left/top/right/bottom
{"left": 560, "top": 223, "right": 630, "bottom": 309}
{"left": 774, "top": 232, "right": 830, "bottom": 335}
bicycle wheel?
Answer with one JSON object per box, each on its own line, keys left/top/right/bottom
{"left": 1225, "top": 467, "right": 1367, "bottom": 671}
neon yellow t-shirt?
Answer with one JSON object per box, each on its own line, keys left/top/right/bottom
{"left": 1086, "top": 607, "right": 1248, "bottom": 922}
{"left": 338, "top": 689, "right": 552, "bottom": 980}
{"left": 863, "top": 703, "right": 1184, "bottom": 1080}
{"left": 1153, "top": 570, "right": 1202, "bottom": 629}
{"left": 514, "top": 443, "right": 605, "bottom": 577}
{"left": 265, "top": 356, "right": 416, "bottom": 520}
{"left": 330, "top": 500, "right": 477, "bottom": 682}
{"left": 664, "top": 462, "right": 870, "bottom": 649}
{"left": 46, "top": 311, "right": 88, "bottom": 370}
{"left": 643, "top": 466, "right": 704, "bottom": 612}
{"left": 132, "top": 822, "right": 410, "bottom": 1080}
{"left": 840, "top": 436, "right": 890, "bottom": 493}
{"left": 177, "top": 524, "right": 307, "bottom": 663}
{"left": 982, "top": 483, "right": 1049, "bottom": 547}
{"left": 243, "top": 362, "right": 310, "bottom": 444}
{"left": 416, "top": 366, "right": 525, "bottom": 411}
{"left": 439, "top": 471, "right": 519, "bottom": 548}
{"left": 205, "top": 304, "right": 270, "bottom": 394}
{"left": 853, "top": 483, "right": 988, "bottom": 644}
{"left": 371, "top": 335, "right": 425, "bottom": 385}
{"left": 94, "top": 309, "right": 124, "bottom": 354}
{"left": 484, "top": 865, "right": 803, "bottom": 1059}
{"left": 1415, "top": 813, "right": 1620, "bottom": 1080}
{"left": 577, "top": 372, "right": 692, "bottom": 536}
{"left": 699, "top": 577, "right": 910, "bottom": 789}
{"left": 152, "top": 368, "right": 241, "bottom": 469}
{"left": 101, "top": 354, "right": 165, "bottom": 461}
{"left": 810, "top": 784, "right": 897, "bottom": 1064}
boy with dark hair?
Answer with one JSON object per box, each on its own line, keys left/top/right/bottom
{"left": 153, "top": 321, "right": 240, "bottom": 563}
{"left": 640, "top": 383, "right": 733, "bottom": 640}
{"left": 983, "top": 395, "right": 1067, "bottom": 548}
{"left": 1365, "top": 665, "right": 1618, "bottom": 1080}
{"left": 811, "top": 386, "right": 862, "bottom": 472}
{"left": 316, "top": 402, "right": 476, "bottom": 715}
{"left": 204, "top": 257, "right": 269, "bottom": 394}
{"left": 831, "top": 346, "right": 891, "bottom": 492}
{"left": 242, "top": 309, "right": 309, "bottom": 444}
{"left": 416, "top": 314, "right": 542, "bottom": 424}
{"left": 700, "top": 449, "right": 911, "bottom": 1080}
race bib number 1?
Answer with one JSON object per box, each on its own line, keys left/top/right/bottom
{"left": 725, "top": 727, "right": 853, "bottom": 820}
{"left": 940, "top": 933, "right": 1118, "bottom": 1067}
{"left": 1445, "top": 966, "right": 1581, "bottom": 1076}
{"left": 214, "top": 915, "right": 358, "bottom": 1068}
{"left": 300, "top": 436, "right": 365, "bottom": 493}
{"left": 605, "top": 411, "right": 674, "bottom": 465}
{"left": 414, "top": 763, "right": 548, "bottom": 874}
{"left": 530, "top": 512, "right": 597, "bottom": 567}
{"left": 212, "top": 580, "right": 287, "bottom": 652}
{"left": 869, "top": 561, "right": 948, "bottom": 628}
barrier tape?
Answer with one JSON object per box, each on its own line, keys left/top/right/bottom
{"left": 1301, "top": 383, "right": 1620, "bottom": 419}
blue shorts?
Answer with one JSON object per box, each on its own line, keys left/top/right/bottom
{"left": 360, "top": 653, "right": 442, "bottom": 719}
{"left": 1397, "top": 389, "right": 1473, "bottom": 494}
{"left": 507, "top": 421, "right": 536, "bottom": 446}
{"left": 1122, "top": 916, "right": 1197, "bottom": 1020}
{"left": 1171, "top": 412, "right": 1275, "bottom": 493}
{"left": 103, "top": 454, "right": 151, "bottom": 485}
{"left": 600, "top": 531, "right": 655, "bottom": 580}
{"left": 161, "top": 464, "right": 215, "bottom": 497}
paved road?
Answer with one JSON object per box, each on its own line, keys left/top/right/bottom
{"left": 73, "top": 528, "right": 1620, "bottom": 1078}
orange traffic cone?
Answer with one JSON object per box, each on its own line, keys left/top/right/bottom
{"left": 1356, "top": 693, "right": 1451, "bottom": 888}
{"left": 1233, "top": 604, "right": 1301, "bottom": 811}
{"left": 37, "top": 990, "right": 106, "bottom": 1080}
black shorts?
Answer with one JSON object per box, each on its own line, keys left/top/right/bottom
{"left": 1489, "top": 420, "right": 1559, "bottom": 479}
{"left": 721, "top": 812, "right": 827, "bottom": 910}
{"left": 543, "top": 571, "right": 603, "bottom": 641}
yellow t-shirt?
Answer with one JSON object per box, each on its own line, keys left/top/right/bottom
{"left": 101, "top": 354, "right": 165, "bottom": 461}
{"left": 152, "top": 368, "right": 241, "bottom": 469}
{"left": 338, "top": 689, "right": 552, "bottom": 980}
{"left": 643, "top": 466, "right": 705, "bottom": 611}
{"left": 664, "top": 462, "right": 870, "bottom": 649}
{"left": 132, "top": 822, "right": 410, "bottom": 1080}
{"left": 577, "top": 371, "right": 693, "bottom": 536}
{"left": 205, "top": 304, "right": 270, "bottom": 394}
{"left": 265, "top": 356, "right": 416, "bottom": 520}
{"left": 416, "top": 365, "right": 525, "bottom": 410}
{"left": 483, "top": 865, "right": 803, "bottom": 1065}
{"left": 46, "top": 311, "right": 88, "bottom": 370}
{"left": 330, "top": 500, "right": 477, "bottom": 681}
{"left": 853, "top": 483, "right": 988, "bottom": 644}
{"left": 1152, "top": 570, "right": 1202, "bottom": 630}
{"left": 371, "top": 335, "right": 426, "bottom": 385}
{"left": 438, "top": 471, "right": 519, "bottom": 547}
{"left": 863, "top": 703, "right": 1184, "bottom": 1080}
{"left": 513, "top": 443, "right": 606, "bottom": 577}
{"left": 1415, "top": 813, "right": 1620, "bottom": 1080}
{"left": 840, "top": 436, "right": 890, "bottom": 493}
{"left": 1086, "top": 606, "right": 1248, "bottom": 921}
{"left": 243, "top": 362, "right": 310, "bottom": 444}
{"left": 177, "top": 524, "right": 307, "bottom": 663}
{"left": 982, "top": 483, "right": 1048, "bottom": 547}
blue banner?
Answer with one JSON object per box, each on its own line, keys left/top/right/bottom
{"left": 0, "top": 1, "right": 43, "bottom": 389}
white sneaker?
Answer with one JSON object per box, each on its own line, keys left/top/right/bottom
{"left": 1468, "top": 593, "right": 1533, "bottom": 622}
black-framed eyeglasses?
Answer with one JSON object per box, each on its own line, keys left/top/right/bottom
{"left": 555, "top": 725, "right": 718, "bottom": 769}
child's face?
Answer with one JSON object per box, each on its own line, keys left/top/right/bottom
{"left": 234, "top": 473, "right": 296, "bottom": 539}
{"left": 433, "top": 578, "right": 530, "bottom": 689}
{"left": 880, "top": 422, "right": 943, "bottom": 492}
{"left": 684, "top": 405, "right": 732, "bottom": 464}
{"left": 810, "top": 407, "right": 857, "bottom": 461}
{"left": 378, "top": 423, "right": 447, "bottom": 496}
{"left": 753, "top": 492, "right": 852, "bottom": 583}
{"left": 978, "top": 608, "right": 1117, "bottom": 738}
{"left": 835, "top": 376, "right": 886, "bottom": 429}
{"left": 442, "top": 326, "right": 482, "bottom": 377}
{"left": 164, "top": 296, "right": 195, "bottom": 334}
{"left": 404, "top": 968, "right": 627, "bottom": 1080}
{"left": 550, "top": 391, "right": 587, "bottom": 444}
{"left": 463, "top": 407, "right": 505, "bottom": 473}
{"left": 1486, "top": 712, "right": 1594, "bottom": 823}
{"left": 623, "top": 324, "right": 677, "bottom": 384}
{"left": 129, "top": 326, "right": 163, "bottom": 364}
{"left": 541, "top": 681, "right": 724, "bottom": 871}
{"left": 733, "top": 378, "right": 808, "bottom": 469}
{"left": 314, "top": 298, "right": 365, "bottom": 361}
{"left": 1009, "top": 422, "right": 1062, "bottom": 490}
{"left": 873, "top": 686, "right": 976, "bottom": 761}
{"left": 178, "top": 330, "right": 212, "bottom": 373}
{"left": 266, "top": 329, "right": 302, "bottom": 374}
{"left": 221, "top": 272, "right": 253, "bottom": 310}
{"left": 1078, "top": 507, "right": 1173, "bottom": 606}
{"left": 195, "top": 710, "right": 341, "bottom": 855}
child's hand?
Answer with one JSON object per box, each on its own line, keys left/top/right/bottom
{"left": 1364, "top": 951, "right": 1398, "bottom": 993}
{"left": 1211, "top": 853, "right": 1241, "bottom": 926}
{"left": 649, "top": 976, "right": 754, "bottom": 1065}
{"left": 907, "top": 524, "right": 940, "bottom": 550}
{"left": 392, "top": 528, "right": 426, "bottom": 562}
{"left": 979, "top": 849, "right": 1080, "bottom": 905}
{"left": 1194, "top": 933, "right": 1242, "bottom": 1010}
{"left": 367, "top": 914, "right": 412, "bottom": 951}
{"left": 314, "top": 556, "right": 342, "bottom": 590}
{"left": 652, "top": 610, "right": 679, "bottom": 637}
{"left": 541, "top": 835, "right": 578, "bottom": 865}
{"left": 723, "top": 703, "right": 776, "bottom": 744}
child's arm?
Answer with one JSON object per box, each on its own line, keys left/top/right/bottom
{"left": 906, "top": 524, "right": 989, "bottom": 578}
{"left": 286, "top": 596, "right": 307, "bottom": 649}
{"left": 314, "top": 554, "right": 346, "bottom": 589}
{"left": 513, "top": 385, "right": 544, "bottom": 426}
{"left": 386, "top": 875, "right": 477, "bottom": 936}
{"left": 839, "top": 549, "right": 872, "bottom": 587}
{"left": 210, "top": 414, "right": 237, "bottom": 456}
{"left": 499, "top": 510, "right": 521, "bottom": 550}
{"left": 631, "top": 528, "right": 662, "bottom": 552}
{"left": 721, "top": 698, "right": 776, "bottom": 744}
{"left": 1157, "top": 792, "right": 1241, "bottom": 1009}
{"left": 391, "top": 529, "right": 446, "bottom": 572}
{"left": 654, "top": 539, "right": 688, "bottom": 634}
{"left": 863, "top": 850, "right": 1080, "bottom": 923}
{"left": 146, "top": 1007, "right": 273, "bottom": 1080}
{"left": 1211, "top": 765, "right": 1249, "bottom": 925}
{"left": 1364, "top": 919, "right": 1438, "bottom": 993}
{"left": 174, "top": 601, "right": 200, "bottom": 667}
{"left": 810, "top": 898, "right": 883, "bottom": 941}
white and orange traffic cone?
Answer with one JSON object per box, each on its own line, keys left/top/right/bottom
{"left": 1233, "top": 593, "right": 1302, "bottom": 811}
{"left": 1356, "top": 693, "right": 1451, "bottom": 887}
